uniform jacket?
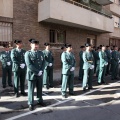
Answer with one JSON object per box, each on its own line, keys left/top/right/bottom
{"left": 83, "top": 51, "right": 94, "bottom": 70}
{"left": 25, "top": 50, "right": 45, "bottom": 80}
{"left": 42, "top": 50, "right": 54, "bottom": 69}
{"left": 61, "top": 51, "right": 76, "bottom": 75}
{"left": 11, "top": 48, "right": 26, "bottom": 72}
{"left": 99, "top": 51, "right": 108, "bottom": 67}
{"left": 0, "top": 51, "right": 12, "bottom": 68}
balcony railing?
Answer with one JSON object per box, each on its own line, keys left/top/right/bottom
{"left": 62, "top": 0, "right": 112, "bottom": 18}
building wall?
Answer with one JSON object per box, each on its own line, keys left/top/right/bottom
{"left": 0, "top": 0, "right": 113, "bottom": 77}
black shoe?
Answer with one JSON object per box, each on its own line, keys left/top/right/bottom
{"left": 111, "top": 78, "right": 114, "bottom": 80}
{"left": 69, "top": 92, "right": 75, "bottom": 96}
{"left": 9, "top": 84, "right": 13, "bottom": 87}
{"left": 83, "top": 87, "right": 86, "bottom": 91}
{"left": 3, "top": 85, "right": 6, "bottom": 88}
{"left": 88, "top": 87, "right": 93, "bottom": 90}
{"left": 21, "top": 92, "right": 27, "bottom": 96}
{"left": 37, "top": 102, "right": 46, "bottom": 107}
{"left": 115, "top": 77, "right": 119, "bottom": 80}
{"left": 29, "top": 105, "right": 34, "bottom": 111}
{"left": 98, "top": 82, "right": 102, "bottom": 85}
{"left": 15, "top": 93, "right": 19, "bottom": 98}
{"left": 62, "top": 94, "right": 67, "bottom": 98}
{"left": 102, "top": 81, "right": 107, "bottom": 85}
{"left": 49, "top": 85, "right": 54, "bottom": 88}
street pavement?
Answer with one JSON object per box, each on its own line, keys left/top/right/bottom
{"left": 0, "top": 69, "right": 120, "bottom": 120}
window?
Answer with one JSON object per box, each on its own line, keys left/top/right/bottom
{"left": 113, "top": 15, "right": 120, "bottom": 28}
{"left": 57, "top": 30, "right": 66, "bottom": 43}
{"left": 114, "top": 0, "right": 120, "bottom": 4}
{"left": 49, "top": 29, "right": 66, "bottom": 44}
{"left": 87, "top": 37, "right": 96, "bottom": 46}
{"left": 50, "top": 30, "right": 55, "bottom": 43}
{"left": 0, "top": 22, "right": 12, "bottom": 47}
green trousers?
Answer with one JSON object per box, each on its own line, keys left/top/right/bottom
{"left": 13, "top": 69, "right": 26, "bottom": 94}
{"left": 111, "top": 61, "right": 118, "bottom": 79}
{"left": 61, "top": 74, "right": 74, "bottom": 95}
{"left": 43, "top": 67, "right": 54, "bottom": 87}
{"left": 28, "top": 76, "right": 43, "bottom": 105}
{"left": 96, "top": 64, "right": 100, "bottom": 77}
{"left": 98, "top": 65, "right": 107, "bottom": 83}
{"left": 79, "top": 63, "right": 83, "bottom": 80}
{"left": 82, "top": 68, "right": 94, "bottom": 88}
{"left": 2, "top": 66, "right": 12, "bottom": 86}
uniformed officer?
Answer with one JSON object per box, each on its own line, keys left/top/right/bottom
{"left": 60, "top": 44, "right": 66, "bottom": 84}
{"left": 82, "top": 43, "right": 94, "bottom": 91}
{"left": 105, "top": 46, "right": 112, "bottom": 75}
{"left": 61, "top": 44, "right": 76, "bottom": 98}
{"left": 79, "top": 46, "right": 85, "bottom": 81}
{"left": 25, "top": 39, "right": 46, "bottom": 111}
{"left": 95, "top": 47, "right": 100, "bottom": 77}
{"left": 98, "top": 45, "right": 108, "bottom": 84}
{"left": 118, "top": 48, "right": 120, "bottom": 77}
{"left": 11, "top": 40, "right": 27, "bottom": 97}
{"left": 42, "top": 43, "right": 54, "bottom": 89}
{"left": 111, "top": 46, "right": 119, "bottom": 80}
{"left": 0, "top": 44, "right": 13, "bottom": 88}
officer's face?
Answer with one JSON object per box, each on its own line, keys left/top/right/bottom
{"left": 31, "top": 43, "right": 39, "bottom": 50}
{"left": 5, "top": 47, "right": 9, "bottom": 51}
{"left": 102, "top": 47, "right": 106, "bottom": 51}
{"left": 67, "top": 47, "right": 71, "bottom": 52}
{"left": 46, "top": 45, "right": 50, "bottom": 50}
{"left": 115, "top": 47, "right": 118, "bottom": 51}
{"left": 16, "top": 43, "right": 22, "bottom": 48}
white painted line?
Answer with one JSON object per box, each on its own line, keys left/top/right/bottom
{"left": 5, "top": 80, "right": 120, "bottom": 120}
{"left": 42, "top": 92, "right": 62, "bottom": 102}
{"left": 5, "top": 98, "right": 73, "bottom": 120}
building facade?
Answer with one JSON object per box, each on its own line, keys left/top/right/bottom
{"left": 0, "top": 0, "right": 118, "bottom": 75}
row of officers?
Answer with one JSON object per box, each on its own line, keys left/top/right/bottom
{"left": 0, "top": 39, "right": 120, "bottom": 111}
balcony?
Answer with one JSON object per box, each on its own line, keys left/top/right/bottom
{"left": 110, "top": 28, "right": 120, "bottom": 38}
{"left": 38, "top": 0, "right": 114, "bottom": 33}
{"left": 0, "top": 0, "right": 13, "bottom": 18}
{"left": 96, "top": 0, "right": 114, "bottom": 5}
{"left": 110, "top": 3, "right": 120, "bottom": 16}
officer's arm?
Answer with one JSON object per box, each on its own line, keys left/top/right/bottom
{"left": 61, "top": 52, "right": 72, "bottom": 69}
{"left": 11, "top": 50, "right": 20, "bottom": 65}
{"left": 83, "top": 52, "right": 87, "bottom": 63}
{"left": 25, "top": 52, "right": 39, "bottom": 75}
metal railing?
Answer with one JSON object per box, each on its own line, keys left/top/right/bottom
{"left": 62, "top": 0, "right": 112, "bottom": 18}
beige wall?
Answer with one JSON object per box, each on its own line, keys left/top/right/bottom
{"left": 110, "top": 28, "right": 120, "bottom": 38}
{"left": 38, "top": 0, "right": 114, "bottom": 33}
{"left": 0, "top": 0, "right": 13, "bottom": 18}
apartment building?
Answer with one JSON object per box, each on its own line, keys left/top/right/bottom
{"left": 0, "top": 0, "right": 115, "bottom": 73}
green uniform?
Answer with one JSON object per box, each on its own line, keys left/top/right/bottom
{"left": 42, "top": 50, "right": 54, "bottom": 88}
{"left": 79, "top": 51, "right": 84, "bottom": 80}
{"left": 111, "top": 50, "right": 119, "bottom": 79}
{"left": 82, "top": 51, "right": 94, "bottom": 89}
{"left": 11, "top": 48, "right": 26, "bottom": 94}
{"left": 98, "top": 51, "right": 108, "bottom": 83}
{"left": 61, "top": 52, "right": 76, "bottom": 95}
{"left": 95, "top": 51, "right": 100, "bottom": 77}
{"left": 0, "top": 51, "right": 12, "bottom": 86}
{"left": 92, "top": 50, "right": 96, "bottom": 74}
{"left": 105, "top": 50, "right": 112, "bottom": 75}
{"left": 118, "top": 52, "right": 120, "bottom": 77}
{"left": 25, "top": 50, "right": 45, "bottom": 105}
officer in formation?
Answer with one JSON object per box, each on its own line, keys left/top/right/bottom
{"left": 11, "top": 40, "right": 27, "bottom": 97}
{"left": 61, "top": 44, "right": 76, "bottom": 98}
{"left": 111, "top": 46, "right": 119, "bottom": 80}
{"left": 25, "top": 39, "right": 46, "bottom": 111}
{"left": 79, "top": 46, "right": 85, "bottom": 81}
{"left": 42, "top": 43, "right": 54, "bottom": 89}
{"left": 98, "top": 45, "right": 108, "bottom": 85}
{"left": 82, "top": 43, "right": 94, "bottom": 91}
{"left": 0, "top": 44, "right": 13, "bottom": 88}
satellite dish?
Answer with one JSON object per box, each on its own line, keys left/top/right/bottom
{"left": 95, "top": 0, "right": 113, "bottom": 5}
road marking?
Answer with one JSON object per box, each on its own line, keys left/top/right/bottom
{"left": 6, "top": 80, "right": 120, "bottom": 120}
{"left": 42, "top": 92, "right": 62, "bottom": 102}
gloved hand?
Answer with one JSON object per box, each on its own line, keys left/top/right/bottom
{"left": 118, "top": 60, "right": 120, "bottom": 64}
{"left": 90, "top": 65, "right": 94, "bottom": 70}
{"left": 38, "top": 71, "right": 43, "bottom": 76}
{"left": 105, "top": 62, "right": 108, "bottom": 66}
{"left": 49, "top": 63, "right": 52, "bottom": 67}
{"left": 7, "top": 62, "right": 11, "bottom": 66}
{"left": 70, "top": 67, "right": 75, "bottom": 71}
{"left": 20, "top": 64, "right": 25, "bottom": 69}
